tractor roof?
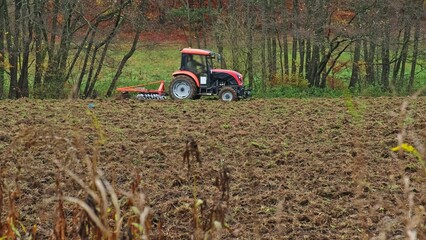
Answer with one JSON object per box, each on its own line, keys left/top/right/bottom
{"left": 181, "top": 48, "right": 214, "bottom": 56}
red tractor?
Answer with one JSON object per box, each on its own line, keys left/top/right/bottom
{"left": 169, "top": 48, "right": 250, "bottom": 101}
{"left": 116, "top": 48, "right": 250, "bottom": 101}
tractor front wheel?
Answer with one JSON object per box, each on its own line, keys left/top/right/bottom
{"left": 219, "top": 87, "right": 238, "bottom": 101}
{"left": 169, "top": 76, "right": 198, "bottom": 100}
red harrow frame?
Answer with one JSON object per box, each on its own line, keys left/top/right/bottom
{"left": 116, "top": 81, "right": 167, "bottom": 100}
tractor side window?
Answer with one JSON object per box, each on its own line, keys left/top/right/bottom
{"left": 186, "top": 55, "right": 206, "bottom": 74}
{"left": 186, "top": 55, "right": 197, "bottom": 73}
{"left": 197, "top": 56, "right": 207, "bottom": 73}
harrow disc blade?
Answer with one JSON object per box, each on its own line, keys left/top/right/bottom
{"left": 136, "top": 93, "right": 166, "bottom": 100}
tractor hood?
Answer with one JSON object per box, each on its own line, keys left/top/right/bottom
{"left": 212, "top": 69, "right": 244, "bottom": 86}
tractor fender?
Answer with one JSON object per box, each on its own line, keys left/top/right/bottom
{"left": 172, "top": 70, "right": 200, "bottom": 87}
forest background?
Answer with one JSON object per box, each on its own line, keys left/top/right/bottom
{"left": 0, "top": 0, "right": 425, "bottom": 99}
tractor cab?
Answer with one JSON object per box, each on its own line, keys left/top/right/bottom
{"left": 181, "top": 53, "right": 209, "bottom": 75}
{"left": 170, "top": 48, "right": 251, "bottom": 101}
{"left": 181, "top": 50, "right": 221, "bottom": 73}
{"left": 179, "top": 49, "right": 217, "bottom": 87}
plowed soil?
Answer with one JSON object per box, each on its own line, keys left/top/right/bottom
{"left": 1, "top": 97, "right": 426, "bottom": 239}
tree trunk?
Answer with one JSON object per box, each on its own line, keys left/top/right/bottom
{"left": 185, "top": 0, "right": 192, "bottom": 47}
{"left": 47, "top": 0, "right": 60, "bottom": 60}
{"left": 281, "top": 0, "right": 290, "bottom": 77}
{"left": 381, "top": 28, "right": 390, "bottom": 90}
{"left": 267, "top": 37, "right": 273, "bottom": 82}
{"left": 58, "top": 1, "right": 77, "bottom": 73}
{"left": 272, "top": 36, "right": 277, "bottom": 79}
{"left": 0, "top": 0, "right": 5, "bottom": 98}
{"left": 305, "top": 0, "right": 329, "bottom": 87}
{"left": 229, "top": 0, "right": 239, "bottom": 71}
{"left": 106, "top": 30, "right": 141, "bottom": 97}
{"left": 277, "top": 30, "right": 284, "bottom": 83}
{"left": 86, "top": 43, "right": 109, "bottom": 98}
{"left": 391, "top": 31, "right": 402, "bottom": 87}
{"left": 291, "top": 39, "right": 297, "bottom": 75}
{"left": 308, "top": 44, "right": 320, "bottom": 86}
{"left": 245, "top": 1, "right": 254, "bottom": 88}
{"left": 283, "top": 30, "right": 290, "bottom": 76}
{"left": 214, "top": 3, "right": 225, "bottom": 69}
{"left": 86, "top": 17, "right": 124, "bottom": 98}
{"left": 319, "top": 45, "right": 327, "bottom": 88}
{"left": 363, "top": 40, "right": 375, "bottom": 86}
{"left": 5, "top": 0, "right": 19, "bottom": 99}
{"left": 65, "top": 28, "right": 92, "bottom": 83}
{"left": 349, "top": 40, "right": 361, "bottom": 90}
{"left": 200, "top": 0, "right": 207, "bottom": 49}
{"left": 298, "top": 39, "right": 305, "bottom": 76}
{"left": 408, "top": 1, "right": 421, "bottom": 93}
{"left": 291, "top": 0, "right": 299, "bottom": 75}
{"left": 260, "top": 1, "right": 267, "bottom": 92}
{"left": 83, "top": 47, "right": 100, "bottom": 98}
{"left": 269, "top": 0, "right": 277, "bottom": 81}
{"left": 86, "top": 22, "right": 124, "bottom": 98}
{"left": 72, "top": 30, "right": 96, "bottom": 98}
{"left": 18, "top": 0, "right": 33, "bottom": 97}
{"left": 305, "top": 39, "right": 311, "bottom": 80}
{"left": 398, "top": 23, "right": 411, "bottom": 90}
{"left": 34, "top": 0, "right": 46, "bottom": 94}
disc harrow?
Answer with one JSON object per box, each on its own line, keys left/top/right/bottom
{"left": 116, "top": 81, "right": 166, "bottom": 100}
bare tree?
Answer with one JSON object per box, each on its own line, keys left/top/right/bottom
{"left": 0, "top": 0, "right": 5, "bottom": 98}
{"left": 2, "top": 1, "right": 18, "bottom": 98}
{"left": 280, "top": 1, "right": 290, "bottom": 76}
{"left": 245, "top": 0, "right": 255, "bottom": 88}
{"left": 17, "top": 0, "right": 33, "bottom": 97}
{"left": 83, "top": 13, "right": 124, "bottom": 98}
{"left": 106, "top": 30, "right": 141, "bottom": 97}
{"left": 33, "top": 0, "right": 46, "bottom": 94}
{"left": 363, "top": 40, "right": 375, "bottom": 86}
{"left": 408, "top": 0, "right": 422, "bottom": 92}
{"left": 260, "top": 0, "right": 267, "bottom": 92}
{"left": 349, "top": 40, "right": 361, "bottom": 90}
{"left": 380, "top": 8, "right": 391, "bottom": 90}
{"left": 106, "top": 0, "right": 145, "bottom": 97}
{"left": 291, "top": 0, "right": 299, "bottom": 75}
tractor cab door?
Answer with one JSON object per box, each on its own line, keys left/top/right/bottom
{"left": 182, "top": 54, "right": 210, "bottom": 86}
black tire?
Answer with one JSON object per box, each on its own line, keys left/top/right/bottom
{"left": 218, "top": 87, "right": 238, "bottom": 101}
{"left": 169, "top": 75, "right": 198, "bottom": 100}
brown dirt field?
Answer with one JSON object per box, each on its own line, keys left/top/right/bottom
{"left": 1, "top": 97, "right": 426, "bottom": 239}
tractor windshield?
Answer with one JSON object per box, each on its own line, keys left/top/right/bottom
{"left": 208, "top": 52, "right": 221, "bottom": 69}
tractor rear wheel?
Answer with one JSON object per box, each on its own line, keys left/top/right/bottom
{"left": 219, "top": 87, "right": 238, "bottom": 101}
{"left": 169, "top": 75, "right": 198, "bottom": 100}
